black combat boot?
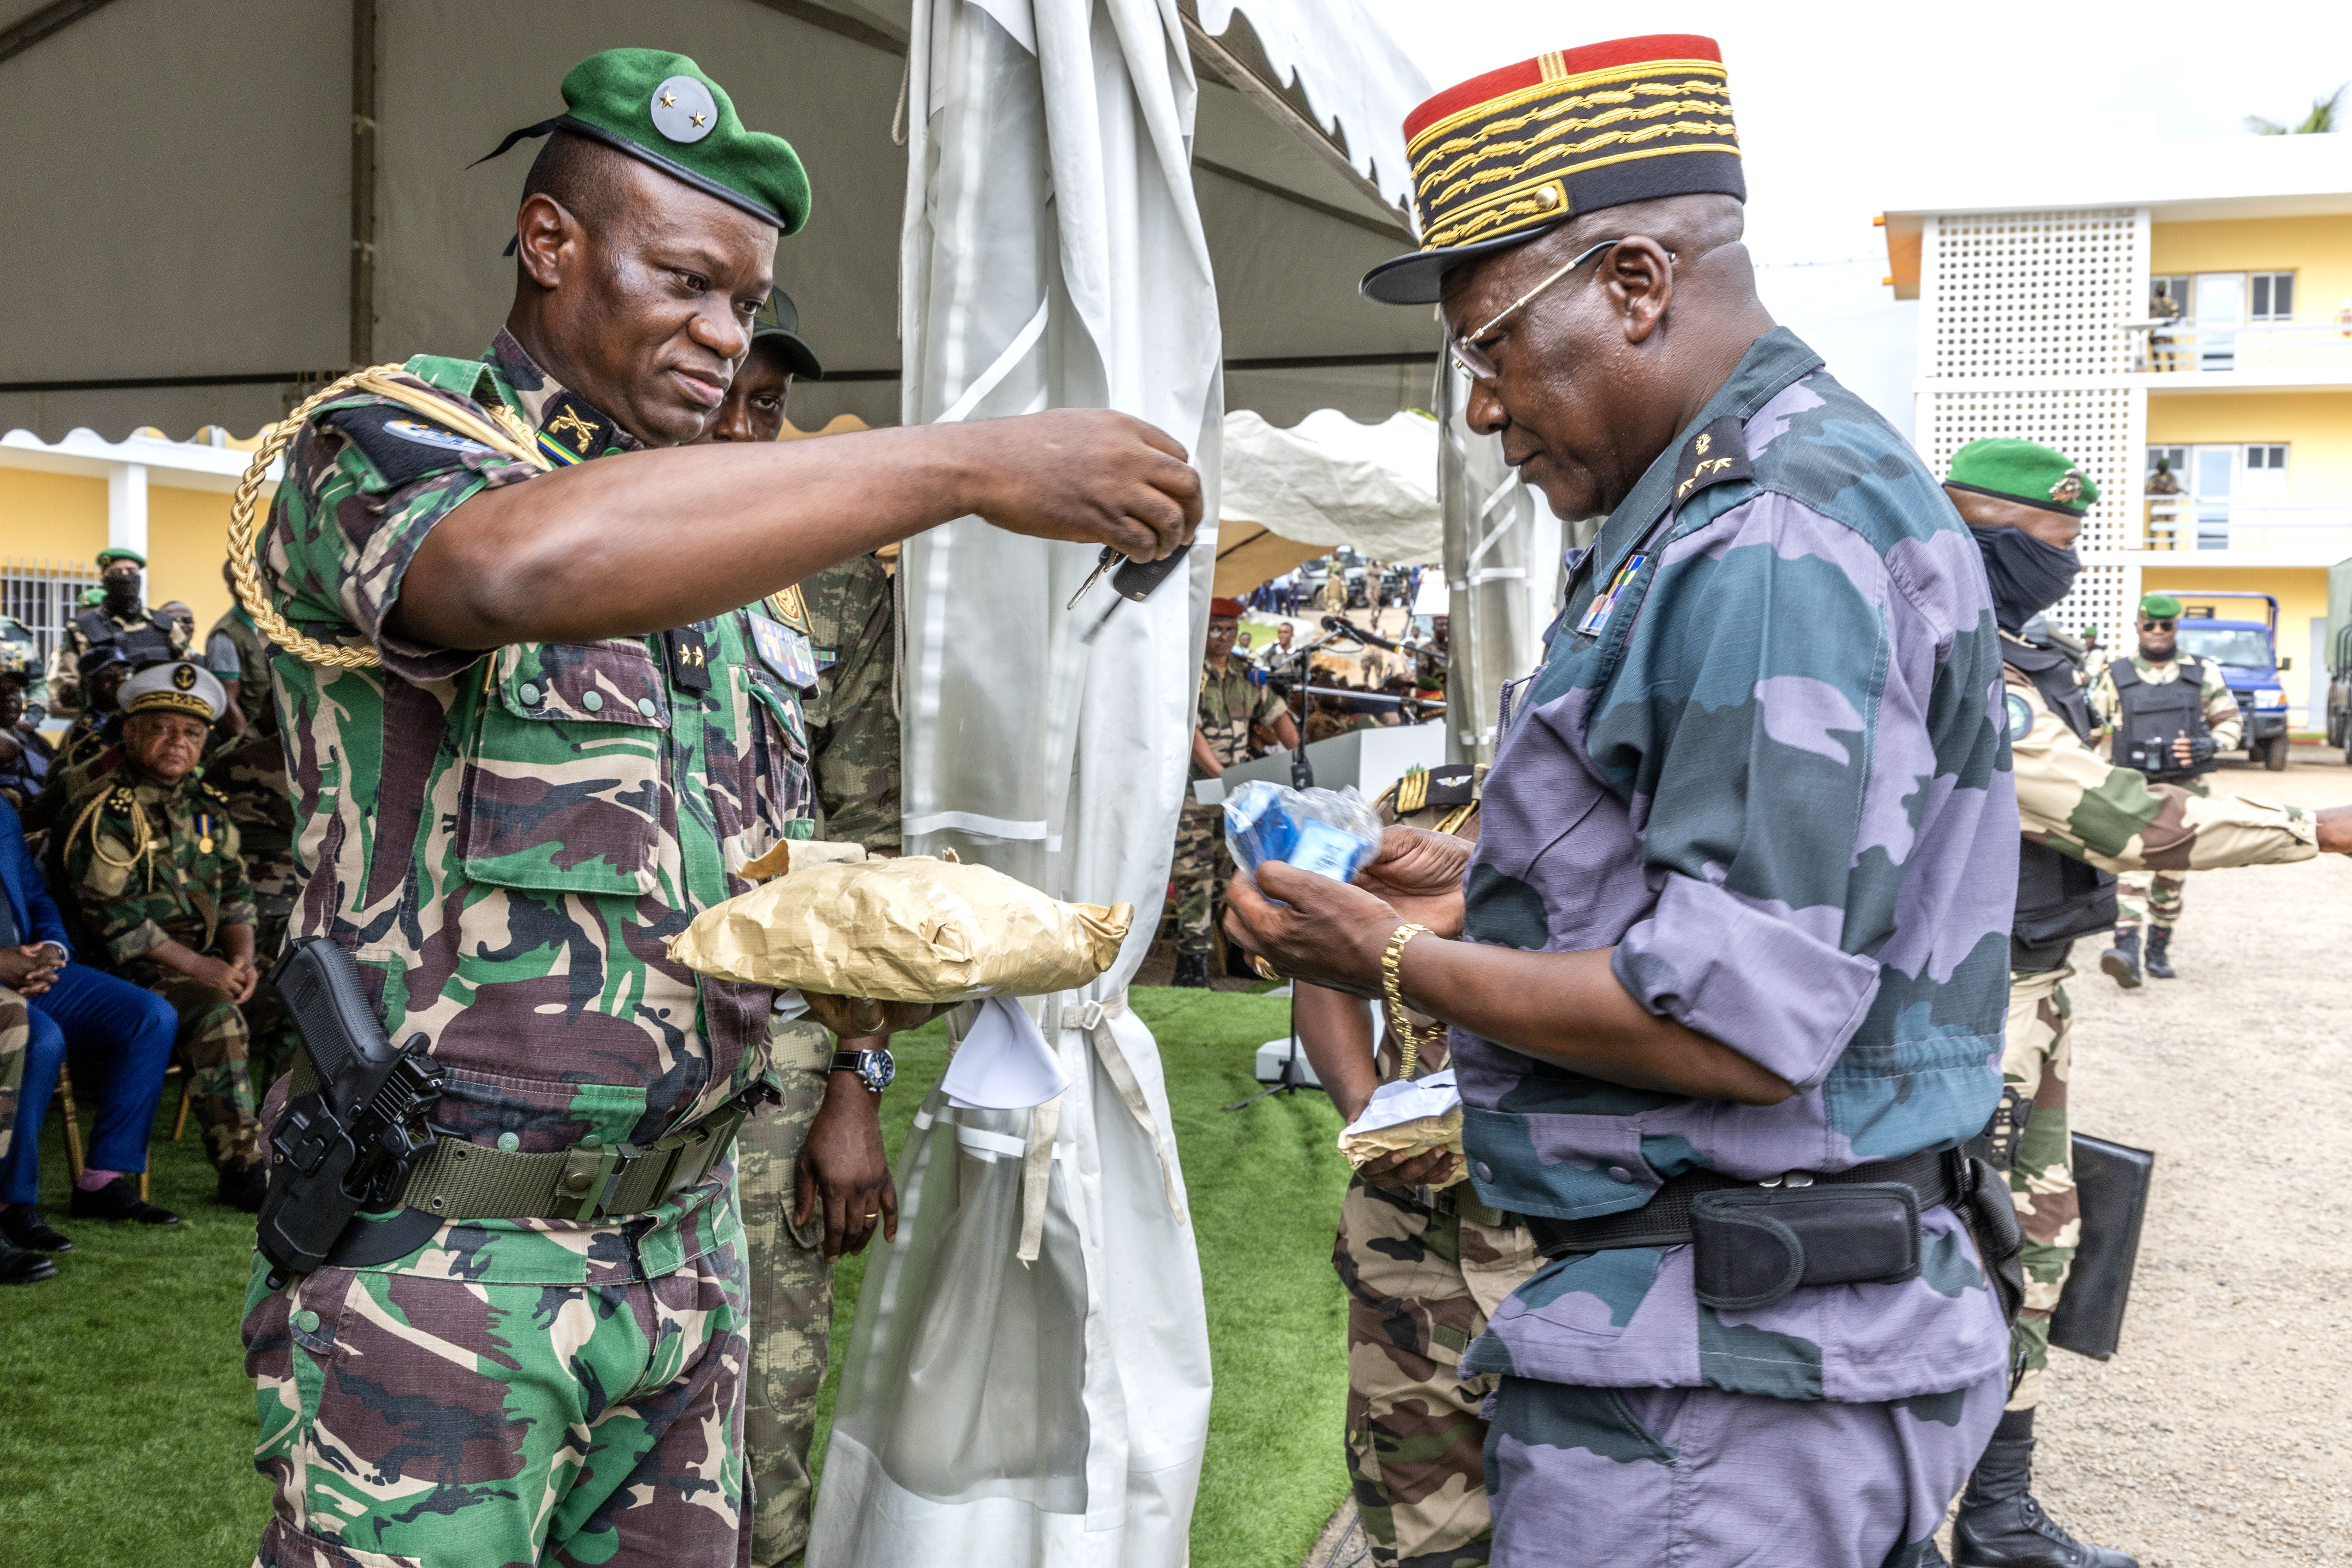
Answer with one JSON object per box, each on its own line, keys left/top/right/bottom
{"left": 1170, "top": 952, "right": 1212, "bottom": 989}
{"left": 2096, "top": 930, "right": 2141, "bottom": 989}
{"left": 2141, "top": 926, "right": 2174, "bottom": 980}
{"left": 1953, "top": 1423, "right": 2138, "bottom": 1568}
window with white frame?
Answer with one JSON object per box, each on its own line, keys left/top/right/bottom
{"left": 0, "top": 563, "right": 101, "bottom": 667}
{"left": 2241, "top": 443, "right": 2289, "bottom": 497}
{"left": 2250, "top": 272, "right": 2295, "bottom": 321}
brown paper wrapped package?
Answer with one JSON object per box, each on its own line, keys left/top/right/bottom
{"left": 1336, "top": 1106, "right": 1465, "bottom": 1176}
{"left": 669, "top": 845, "right": 1132, "bottom": 1003}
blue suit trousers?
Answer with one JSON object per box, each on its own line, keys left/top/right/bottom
{"left": 3, "top": 964, "right": 179, "bottom": 1201}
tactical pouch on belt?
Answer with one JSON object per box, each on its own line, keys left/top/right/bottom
{"left": 1957, "top": 1154, "right": 2027, "bottom": 1325}
{"left": 1691, "top": 1184, "right": 1922, "bottom": 1310}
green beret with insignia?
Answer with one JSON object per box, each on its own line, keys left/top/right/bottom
{"left": 1944, "top": 438, "right": 2099, "bottom": 517}
{"left": 2139, "top": 592, "right": 2183, "bottom": 620}
{"left": 95, "top": 546, "right": 146, "bottom": 568}
{"left": 478, "top": 48, "right": 810, "bottom": 236}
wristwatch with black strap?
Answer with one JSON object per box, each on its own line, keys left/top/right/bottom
{"left": 831, "top": 1045, "right": 895, "bottom": 1094}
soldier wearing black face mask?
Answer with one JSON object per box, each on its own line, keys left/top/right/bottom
{"left": 47, "top": 549, "right": 185, "bottom": 715}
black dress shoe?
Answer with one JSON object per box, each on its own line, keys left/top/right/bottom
{"left": 1170, "top": 952, "right": 1212, "bottom": 989}
{"left": 69, "top": 1177, "right": 181, "bottom": 1226}
{"left": 0, "top": 1236, "right": 57, "bottom": 1284}
{"left": 218, "top": 1161, "right": 269, "bottom": 1213}
{"left": 0, "top": 1204, "right": 74, "bottom": 1252}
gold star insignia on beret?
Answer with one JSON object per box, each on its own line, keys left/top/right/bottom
{"left": 690, "top": 111, "right": 707, "bottom": 127}
{"left": 660, "top": 91, "right": 677, "bottom": 107}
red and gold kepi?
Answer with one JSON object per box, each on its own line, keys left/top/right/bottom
{"left": 1361, "top": 34, "right": 1744, "bottom": 305}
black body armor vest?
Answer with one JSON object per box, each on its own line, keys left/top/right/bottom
{"left": 74, "top": 606, "right": 178, "bottom": 673}
{"left": 2109, "top": 655, "right": 2214, "bottom": 783}
{"left": 2005, "top": 639, "right": 2118, "bottom": 973}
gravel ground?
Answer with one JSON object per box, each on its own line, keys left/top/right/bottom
{"left": 1952, "top": 748, "right": 2352, "bottom": 1568}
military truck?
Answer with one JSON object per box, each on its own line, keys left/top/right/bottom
{"left": 2172, "top": 592, "right": 2292, "bottom": 771}
{"left": 2326, "top": 558, "right": 2352, "bottom": 764}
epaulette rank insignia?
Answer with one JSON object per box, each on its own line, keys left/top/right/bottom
{"left": 1394, "top": 766, "right": 1428, "bottom": 816}
{"left": 1423, "top": 763, "right": 1475, "bottom": 807}
{"left": 1671, "top": 416, "right": 1752, "bottom": 513}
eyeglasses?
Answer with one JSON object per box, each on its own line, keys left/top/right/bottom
{"left": 1447, "top": 239, "right": 1672, "bottom": 382}
{"left": 2140, "top": 619, "right": 2176, "bottom": 630}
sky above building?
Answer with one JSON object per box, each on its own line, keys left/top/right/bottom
{"left": 1358, "top": 0, "right": 2352, "bottom": 437}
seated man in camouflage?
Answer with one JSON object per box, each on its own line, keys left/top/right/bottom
{"left": 58, "top": 661, "right": 281, "bottom": 1210}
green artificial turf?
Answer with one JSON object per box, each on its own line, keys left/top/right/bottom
{"left": 0, "top": 987, "right": 1350, "bottom": 1568}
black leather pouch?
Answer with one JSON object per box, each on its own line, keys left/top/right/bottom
{"left": 1690, "top": 1184, "right": 1922, "bottom": 1311}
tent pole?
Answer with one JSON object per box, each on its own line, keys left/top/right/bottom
{"left": 349, "top": 0, "right": 377, "bottom": 368}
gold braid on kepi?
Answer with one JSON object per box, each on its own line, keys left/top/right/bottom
{"left": 1361, "top": 33, "right": 1745, "bottom": 306}
{"left": 227, "top": 366, "right": 552, "bottom": 669}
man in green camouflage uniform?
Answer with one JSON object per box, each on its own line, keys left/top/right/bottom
{"left": 1945, "top": 440, "right": 2352, "bottom": 1568}
{"left": 1173, "top": 597, "right": 1296, "bottom": 987}
{"left": 1292, "top": 765, "right": 1538, "bottom": 1568}
{"left": 231, "top": 49, "right": 1197, "bottom": 1568}
{"left": 696, "top": 297, "right": 902, "bottom": 1566}
{"left": 2088, "top": 592, "right": 2245, "bottom": 984}
{"left": 45, "top": 546, "right": 185, "bottom": 714}
{"left": 57, "top": 661, "right": 281, "bottom": 1212}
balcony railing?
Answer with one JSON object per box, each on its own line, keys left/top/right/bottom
{"left": 2124, "top": 316, "right": 2352, "bottom": 376}
{"left": 2136, "top": 498, "right": 2352, "bottom": 555}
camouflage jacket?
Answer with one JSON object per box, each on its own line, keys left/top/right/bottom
{"left": 0, "top": 614, "right": 50, "bottom": 721}
{"left": 257, "top": 328, "right": 814, "bottom": 1287}
{"left": 61, "top": 768, "right": 254, "bottom": 965}
{"left": 202, "top": 604, "right": 275, "bottom": 739}
{"left": 205, "top": 726, "right": 294, "bottom": 859}
{"left": 2008, "top": 652, "right": 2313, "bottom": 875}
{"left": 1194, "top": 653, "right": 1284, "bottom": 775}
{"left": 1456, "top": 330, "right": 2017, "bottom": 1403}
{"left": 2090, "top": 652, "right": 2243, "bottom": 751}
{"left": 24, "top": 719, "right": 120, "bottom": 835}
{"left": 791, "top": 554, "right": 900, "bottom": 851}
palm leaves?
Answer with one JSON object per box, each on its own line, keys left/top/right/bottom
{"left": 2246, "top": 83, "right": 2346, "bottom": 135}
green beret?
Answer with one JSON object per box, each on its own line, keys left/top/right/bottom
{"left": 95, "top": 546, "right": 145, "bottom": 568}
{"left": 752, "top": 289, "right": 824, "bottom": 379}
{"left": 482, "top": 49, "right": 809, "bottom": 235}
{"left": 2140, "top": 593, "right": 2183, "bottom": 620}
{"left": 78, "top": 588, "right": 105, "bottom": 607}
{"left": 1944, "top": 438, "right": 2099, "bottom": 516}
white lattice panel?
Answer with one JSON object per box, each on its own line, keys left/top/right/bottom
{"left": 1926, "top": 210, "right": 2143, "bottom": 379}
{"left": 1920, "top": 388, "right": 2142, "bottom": 637}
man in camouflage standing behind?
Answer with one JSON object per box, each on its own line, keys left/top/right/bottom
{"left": 1945, "top": 439, "right": 2352, "bottom": 1568}
{"left": 45, "top": 546, "right": 184, "bottom": 714}
{"left": 2089, "top": 592, "right": 2243, "bottom": 984}
{"left": 1172, "top": 597, "right": 1296, "bottom": 988}
{"left": 1294, "top": 762, "right": 1539, "bottom": 1568}
{"left": 696, "top": 292, "right": 904, "bottom": 1566}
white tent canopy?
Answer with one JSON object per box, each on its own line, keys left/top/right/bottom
{"left": 1212, "top": 407, "right": 1440, "bottom": 595}
{"left": 0, "top": 0, "right": 1434, "bottom": 442}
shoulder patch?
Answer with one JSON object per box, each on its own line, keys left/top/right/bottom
{"left": 1671, "top": 415, "right": 1753, "bottom": 512}
{"left": 2004, "top": 691, "right": 2035, "bottom": 742}
{"left": 535, "top": 393, "right": 619, "bottom": 465}
{"left": 767, "top": 586, "right": 813, "bottom": 634}
{"left": 323, "top": 404, "right": 497, "bottom": 490}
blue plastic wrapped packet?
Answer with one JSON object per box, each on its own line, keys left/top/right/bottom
{"left": 1222, "top": 780, "right": 1382, "bottom": 887}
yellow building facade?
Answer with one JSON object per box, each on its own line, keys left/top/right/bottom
{"left": 1887, "top": 142, "right": 2352, "bottom": 730}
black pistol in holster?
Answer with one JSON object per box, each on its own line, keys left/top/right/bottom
{"left": 255, "top": 937, "right": 445, "bottom": 1290}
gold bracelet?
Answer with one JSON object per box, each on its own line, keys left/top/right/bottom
{"left": 1381, "top": 923, "right": 1437, "bottom": 1082}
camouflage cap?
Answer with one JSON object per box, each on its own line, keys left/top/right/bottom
{"left": 751, "top": 288, "right": 824, "bottom": 379}
{"left": 2140, "top": 592, "right": 2183, "bottom": 620}
{"left": 1944, "top": 437, "right": 2098, "bottom": 516}
{"left": 121, "top": 660, "right": 226, "bottom": 722}
{"left": 479, "top": 48, "right": 810, "bottom": 236}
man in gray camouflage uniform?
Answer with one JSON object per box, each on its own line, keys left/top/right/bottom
{"left": 697, "top": 293, "right": 902, "bottom": 1565}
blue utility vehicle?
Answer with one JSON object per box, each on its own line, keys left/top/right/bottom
{"left": 2172, "top": 592, "right": 2291, "bottom": 771}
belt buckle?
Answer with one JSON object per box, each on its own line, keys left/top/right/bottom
{"left": 659, "top": 1109, "right": 745, "bottom": 1201}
